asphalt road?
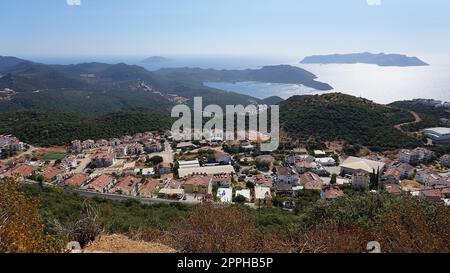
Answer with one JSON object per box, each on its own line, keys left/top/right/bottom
{"left": 23, "top": 179, "right": 199, "bottom": 205}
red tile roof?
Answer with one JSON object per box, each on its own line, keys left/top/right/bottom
{"left": 7, "top": 164, "right": 36, "bottom": 177}
{"left": 40, "top": 168, "right": 63, "bottom": 181}
{"left": 113, "top": 175, "right": 141, "bottom": 192}
{"left": 63, "top": 173, "right": 88, "bottom": 188}
{"left": 139, "top": 179, "right": 160, "bottom": 193}
{"left": 185, "top": 175, "right": 212, "bottom": 186}
{"left": 89, "top": 174, "right": 113, "bottom": 190}
{"left": 322, "top": 186, "right": 345, "bottom": 199}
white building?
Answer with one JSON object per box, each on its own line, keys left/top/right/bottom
{"left": 316, "top": 157, "right": 336, "bottom": 166}
{"left": 340, "top": 156, "right": 385, "bottom": 175}
{"left": 235, "top": 189, "right": 251, "bottom": 201}
{"left": 217, "top": 188, "right": 233, "bottom": 203}
{"left": 423, "top": 127, "right": 450, "bottom": 145}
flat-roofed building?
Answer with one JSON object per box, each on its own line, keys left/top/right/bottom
{"left": 340, "top": 156, "right": 385, "bottom": 175}
{"left": 255, "top": 186, "right": 272, "bottom": 207}
{"left": 423, "top": 127, "right": 450, "bottom": 145}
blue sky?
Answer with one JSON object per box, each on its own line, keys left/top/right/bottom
{"left": 1, "top": 0, "right": 450, "bottom": 58}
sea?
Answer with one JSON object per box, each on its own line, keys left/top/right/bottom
{"left": 31, "top": 54, "right": 450, "bottom": 105}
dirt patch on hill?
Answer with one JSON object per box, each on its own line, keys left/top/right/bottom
{"left": 83, "top": 234, "right": 176, "bottom": 253}
{"left": 39, "top": 146, "right": 68, "bottom": 154}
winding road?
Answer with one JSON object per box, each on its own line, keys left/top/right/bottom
{"left": 394, "top": 111, "right": 422, "bottom": 133}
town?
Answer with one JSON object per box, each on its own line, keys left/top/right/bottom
{"left": 1, "top": 125, "right": 450, "bottom": 208}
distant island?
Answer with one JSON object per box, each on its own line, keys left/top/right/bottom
{"left": 140, "top": 56, "right": 172, "bottom": 64}
{"left": 300, "top": 52, "right": 429, "bottom": 67}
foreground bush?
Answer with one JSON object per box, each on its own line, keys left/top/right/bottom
{"left": 0, "top": 178, "right": 63, "bottom": 253}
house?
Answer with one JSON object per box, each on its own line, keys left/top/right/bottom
{"left": 441, "top": 154, "right": 450, "bottom": 168}
{"left": 214, "top": 151, "right": 231, "bottom": 165}
{"left": 62, "top": 173, "right": 88, "bottom": 188}
{"left": 383, "top": 184, "right": 402, "bottom": 195}
{"left": 110, "top": 138, "right": 121, "bottom": 147}
{"left": 235, "top": 189, "right": 251, "bottom": 201}
{"left": 144, "top": 141, "right": 162, "bottom": 153}
{"left": 81, "top": 140, "right": 95, "bottom": 150}
{"left": 176, "top": 142, "right": 195, "bottom": 150}
{"left": 315, "top": 157, "right": 336, "bottom": 166}
{"left": 110, "top": 175, "right": 140, "bottom": 195}
{"left": 98, "top": 146, "right": 114, "bottom": 154}
{"left": 336, "top": 177, "right": 351, "bottom": 186}
{"left": 321, "top": 186, "right": 345, "bottom": 201}
{"left": 340, "top": 156, "right": 385, "bottom": 175}
{"left": 416, "top": 170, "right": 433, "bottom": 184}
{"left": 217, "top": 188, "right": 233, "bottom": 203}
{"left": 397, "top": 163, "right": 416, "bottom": 179}
{"left": 92, "top": 153, "right": 116, "bottom": 168}
{"left": 399, "top": 148, "right": 434, "bottom": 165}
{"left": 254, "top": 186, "right": 272, "bottom": 207}
{"left": 86, "top": 174, "right": 115, "bottom": 193}
{"left": 352, "top": 169, "right": 371, "bottom": 190}
{"left": 419, "top": 189, "right": 445, "bottom": 202}
{"left": 416, "top": 171, "right": 450, "bottom": 187}
{"left": 127, "top": 143, "right": 144, "bottom": 155}
{"left": 135, "top": 167, "right": 155, "bottom": 176}
{"left": 254, "top": 174, "right": 274, "bottom": 188}
{"left": 286, "top": 155, "right": 304, "bottom": 165}
{"left": 276, "top": 166, "right": 299, "bottom": 185}
{"left": 114, "top": 144, "right": 128, "bottom": 157}
{"left": 399, "top": 149, "right": 420, "bottom": 165}
{"left": 167, "top": 179, "right": 185, "bottom": 189}
{"left": 138, "top": 179, "right": 161, "bottom": 198}
{"left": 183, "top": 175, "right": 213, "bottom": 194}
{"left": 211, "top": 173, "right": 232, "bottom": 188}
{"left": 157, "top": 162, "right": 172, "bottom": 175}
{"left": 96, "top": 139, "right": 109, "bottom": 147}
{"left": 294, "top": 161, "right": 314, "bottom": 174}
{"left": 158, "top": 188, "right": 185, "bottom": 199}
{"left": 0, "top": 135, "right": 24, "bottom": 153}
{"left": 40, "top": 168, "right": 64, "bottom": 183}
{"left": 413, "top": 147, "right": 434, "bottom": 162}
{"left": 63, "top": 156, "right": 78, "bottom": 169}
{"left": 298, "top": 172, "right": 323, "bottom": 190}
{"left": 276, "top": 183, "right": 294, "bottom": 197}
{"left": 71, "top": 140, "right": 82, "bottom": 153}
{"left": 4, "top": 164, "right": 37, "bottom": 179}
{"left": 381, "top": 167, "right": 402, "bottom": 185}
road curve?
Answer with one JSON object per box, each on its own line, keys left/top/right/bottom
{"left": 394, "top": 111, "right": 422, "bottom": 132}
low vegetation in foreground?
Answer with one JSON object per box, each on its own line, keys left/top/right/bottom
{"left": 1, "top": 178, "right": 449, "bottom": 253}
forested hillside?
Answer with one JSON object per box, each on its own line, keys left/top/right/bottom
{"left": 279, "top": 93, "right": 421, "bottom": 150}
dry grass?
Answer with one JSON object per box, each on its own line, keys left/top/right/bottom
{"left": 83, "top": 234, "right": 176, "bottom": 253}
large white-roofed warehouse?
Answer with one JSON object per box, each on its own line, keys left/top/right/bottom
{"left": 423, "top": 127, "right": 450, "bottom": 145}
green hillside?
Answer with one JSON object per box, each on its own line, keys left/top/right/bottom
{"left": 0, "top": 108, "right": 173, "bottom": 146}
{"left": 279, "top": 93, "right": 421, "bottom": 150}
